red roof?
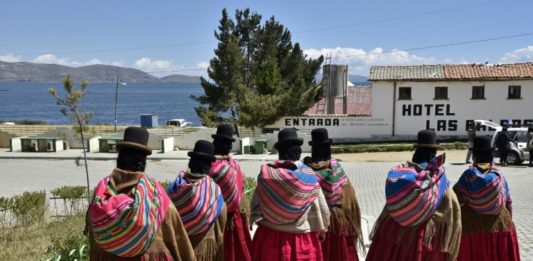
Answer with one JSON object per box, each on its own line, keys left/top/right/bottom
{"left": 303, "top": 87, "right": 372, "bottom": 116}
{"left": 445, "top": 63, "right": 533, "bottom": 79}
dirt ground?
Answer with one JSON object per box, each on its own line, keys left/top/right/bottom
{"left": 336, "top": 149, "right": 470, "bottom": 163}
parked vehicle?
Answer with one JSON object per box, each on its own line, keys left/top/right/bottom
{"left": 165, "top": 118, "right": 192, "bottom": 128}
{"left": 475, "top": 120, "right": 530, "bottom": 165}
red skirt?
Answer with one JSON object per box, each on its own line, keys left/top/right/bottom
{"left": 366, "top": 217, "right": 449, "bottom": 261}
{"left": 456, "top": 230, "right": 520, "bottom": 261}
{"left": 251, "top": 225, "right": 323, "bottom": 261}
{"left": 322, "top": 218, "right": 359, "bottom": 261}
{"left": 224, "top": 210, "right": 252, "bottom": 261}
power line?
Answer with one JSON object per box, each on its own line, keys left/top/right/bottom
{"left": 331, "top": 32, "right": 533, "bottom": 60}
{"left": 295, "top": 0, "right": 502, "bottom": 34}
{"left": 5, "top": 0, "right": 501, "bottom": 57}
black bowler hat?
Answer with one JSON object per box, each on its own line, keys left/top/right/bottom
{"left": 117, "top": 127, "right": 152, "bottom": 155}
{"left": 413, "top": 129, "right": 439, "bottom": 148}
{"left": 274, "top": 128, "right": 303, "bottom": 150}
{"left": 212, "top": 124, "right": 235, "bottom": 142}
{"left": 188, "top": 140, "right": 216, "bottom": 162}
{"left": 473, "top": 136, "right": 492, "bottom": 151}
{"left": 308, "top": 128, "right": 332, "bottom": 146}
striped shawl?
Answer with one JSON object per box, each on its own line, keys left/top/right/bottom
{"left": 454, "top": 164, "right": 511, "bottom": 215}
{"left": 385, "top": 154, "right": 449, "bottom": 227}
{"left": 208, "top": 156, "right": 243, "bottom": 213}
{"left": 88, "top": 169, "right": 171, "bottom": 257}
{"left": 256, "top": 160, "right": 321, "bottom": 225}
{"left": 167, "top": 171, "right": 225, "bottom": 236}
{"left": 304, "top": 158, "right": 348, "bottom": 206}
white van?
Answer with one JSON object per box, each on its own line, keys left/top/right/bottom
{"left": 475, "top": 120, "right": 530, "bottom": 165}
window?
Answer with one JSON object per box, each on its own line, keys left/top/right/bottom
{"left": 508, "top": 85, "right": 521, "bottom": 99}
{"left": 434, "top": 86, "right": 448, "bottom": 100}
{"left": 472, "top": 86, "right": 485, "bottom": 99}
{"left": 398, "top": 87, "right": 411, "bottom": 100}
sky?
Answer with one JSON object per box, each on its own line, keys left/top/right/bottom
{"left": 1, "top": 0, "right": 532, "bottom": 77}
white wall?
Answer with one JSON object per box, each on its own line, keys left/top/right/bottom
{"left": 88, "top": 136, "right": 100, "bottom": 152}
{"left": 161, "top": 137, "right": 174, "bottom": 153}
{"left": 55, "top": 140, "right": 64, "bottom": 152}
{"left": 384, "top": 79, "right": 533, "bottom": 137}
{"left": 267, "top": 116, "right": 390, "bottom": 140}
{"left": 10, "top": 137, "right": 22, "bottom": 152}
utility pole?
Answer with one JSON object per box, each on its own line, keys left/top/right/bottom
{"left": 114, "top": 74, "right": 119, "bottom": 132}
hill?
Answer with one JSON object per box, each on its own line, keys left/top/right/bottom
{"left": 0, "top": 61, "right": 200, "bottom": 83}
{"left": 160, "top": 74, "right": 201, "bottom": 83}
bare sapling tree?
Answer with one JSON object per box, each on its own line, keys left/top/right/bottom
{"left": 49, "top": 75, "right": 93, "bottom": 202}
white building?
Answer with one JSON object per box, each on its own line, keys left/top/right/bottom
{"left": 370, "top": 63, "right": 533, "bottom": 138}
{"left": 267, "top": 62, "right": 533, "bottom": 141}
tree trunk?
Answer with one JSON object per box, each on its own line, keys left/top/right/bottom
{"left": 74, "top": 111, "right": 91, "bottom": 203}
{"left": 231, "top": 106, "right": 240, "bottom": 138}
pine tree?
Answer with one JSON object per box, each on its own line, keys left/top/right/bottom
{"left": 193, "top": 8, "right": 323, "bottom": 131}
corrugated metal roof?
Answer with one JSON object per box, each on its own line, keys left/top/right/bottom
{"left": 303, "top": 87, "right": 371, "bottom": 116}
{"left": 369, "top": 65, "right": 445, "bottom": 81}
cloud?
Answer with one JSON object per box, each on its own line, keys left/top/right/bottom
{"left": 134, "top": 57, "right": 175, "bottom": 72}
{"left": 32, "top": 54, "right": 82, "bottom": 66}
{"left": 0, "top": 54, "right": 22, "bottom": 62}
{"left": 197, "top": 61, "right": 209, "bottom": 69}
{"left": 304, "top": 47, "right": 437, "bottom": 75}
{"left": 29, "top": 54, "right": 124, "bottom": 68}
{"left": 500, "top": 46, "right": 533, "bottom": 63}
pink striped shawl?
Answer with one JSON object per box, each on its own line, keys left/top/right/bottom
{"left": 256, "top": 160, "right": 321, "bottom": 225}
{"left": 89, "top": 171, "right": 171, "bottom": 257}
{"left": 166, "top": 171, "right": 225, "bottom": 236}
{"left": 208, "top": 156, "right": 243, "bottom": 213}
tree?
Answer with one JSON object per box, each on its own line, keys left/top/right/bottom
{"left": 192, "top": 8, "right": 324, "bottom": 131}
{"left": 49, "top": 75, "right": 93, "bottom": 202}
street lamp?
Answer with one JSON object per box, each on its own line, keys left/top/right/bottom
{"left": 114, "top": 74, "right": 127, "bottom": 132}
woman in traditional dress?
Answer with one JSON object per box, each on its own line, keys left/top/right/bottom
{"left": 250, "top": 128, "right": 330, "bottom": 261}
{"left": 366, "top": 129, "right": 462, "bottom": 261}
{"left": 454, "top": 136, "right": 520, "bottom": 260}
{"left": 209, "top": 124, "right": 252, "bottom": 261}
{"left": 303, "top": 128, "right": 363, "bottom": 260}
{"left": 167, "top": 140, "right": 227, "bottom": 261}
{"left": 86, "top": 126, "right": 196, "bottom": 261}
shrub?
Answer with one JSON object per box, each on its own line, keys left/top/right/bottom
{"left": 50, "top": 186, "right": 88, "bottom": 216}
{"left": 51, "top": 186, "right": 86, "bottom": 199}
{"left": 8, "top": 191, "right": 46, "bottom": 226}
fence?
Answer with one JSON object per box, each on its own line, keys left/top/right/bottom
{"left": 48, "top": 196, "right": 89, "bottom": 218}
{"left": 0, "top": 192, "right": 88, "bottom": 229}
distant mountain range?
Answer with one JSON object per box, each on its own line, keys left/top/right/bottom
{"left": 348, "top": 74, "right": 369, "bottom": 84}
{"left": 0, "top": 60, "right": 369, "bottom": 85}
{"left": 316, "top": 73, "right": 369, "bottom": 85}
{"left": 0, "top": 61, "right": 201, "bottom": 83}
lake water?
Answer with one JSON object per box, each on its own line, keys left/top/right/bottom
{"left": 0, "top": 82, "right": 204, "bottom": 126}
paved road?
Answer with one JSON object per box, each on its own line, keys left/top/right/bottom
{"left": 1, "top": 158, "right": 531, "bottom": 259}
